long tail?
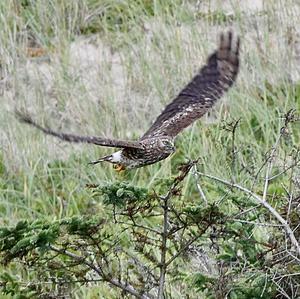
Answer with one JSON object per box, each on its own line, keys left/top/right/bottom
{"left": 88, "top": 155, "right": 113, "bottom": 165}
{"left": 15, "top": 109, "right": 143, "bottom": 149}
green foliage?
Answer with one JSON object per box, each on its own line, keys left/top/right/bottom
{"left": 192, "top": 273, "right": 217, "bottom": 293}
{"left": 93, "top": 181, "right": 149, "bottom": 207}
{"left": 0, "top": 154, "right": 6, "bottom": 177}
{"left": 1, "top": 272, "right": 37, "bottom": 298}
{"left": 45, "top": 160, "right": 68, "bottom": 190}
{"left": 0, "top": 163, "right": 299, "bottom": 297}
{"left": 61, "top": 216, "right": 103, "bottom": 235}
{"left": 0, "top": 216, "right": 105, "bottom": 265}
{"left": 0, "top": 220, "right": 59, "bottom": 264}
{"left": 229, "top": 274, "right": 276, "bottom": 299}
{"left": 1, "top": 0, "right": 300, "bottom": 298}
{"left": 10, "top": 0, "right": 186, "bottom": 46}
{"left": 87, "top": 0, "right": 185, "bottom": 33}
{"left": 183, "top": 204, "right": 225, "bottom": 224}
{"left": 196, "top": 10, "right": 240, "bottom": 25}
{"left": 0, "top": 216, "right": 104, "bottom": 297}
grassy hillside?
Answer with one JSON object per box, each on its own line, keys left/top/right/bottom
{"left": 0, "top": 0, "right": 300, "bottom": 298}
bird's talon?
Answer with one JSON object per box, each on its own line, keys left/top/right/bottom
{"left": 113, "top": 164, "right": 126, "bottom": 172}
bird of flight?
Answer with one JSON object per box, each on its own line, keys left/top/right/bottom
{"left": 16, "top": 31, "right": 240, "bottom": 171}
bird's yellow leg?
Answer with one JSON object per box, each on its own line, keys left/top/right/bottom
{"left": 113, "top": 164, "right": 126, "bottom": 173}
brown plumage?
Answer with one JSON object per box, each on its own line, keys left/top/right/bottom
{"left": 16, "top": 31, "right": 240, "bottom": 170}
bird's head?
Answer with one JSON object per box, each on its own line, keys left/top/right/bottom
{"left": 158, "top": 138, "right": 176, "bottom": 154}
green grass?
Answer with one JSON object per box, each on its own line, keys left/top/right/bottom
{"left": 1, "top": 0, "right": 300, "bottom": 298}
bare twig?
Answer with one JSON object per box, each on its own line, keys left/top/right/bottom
{"left": 250, "top": 110, "right": 298, "bottom": 203}
{"left": 157, "top": 160, "right": 198, "bottom": 298}
{"left": 229, "top": 118, "right": 241, "bottom": 181}
{"left": 195, "top": 172, "right": 300, "bottom": 256}
{"left": 116, "top": 220, "right": 161, "bottom": 235}
{"left": 192, "top": 164, "right": 207, "bottom": 204}
{"left": 222, "top": 118, "right": 241, "bottom": 181}
{"left": 166, "top": 223, "right": 210, "bottom": 267}
{"left": 158, "top": 195, "right": 168, "bottom": 299}
{"left": 262, "top": 134, "right": 281, "bottom": 201}
{"left": 49, "top": 245, "right": 153, "bottom": 299}
{"left": 268, "top": 159, "right": 300, "bottom": 182}
{"left": 230, "top": 218, "right": 284, "bottom": 227}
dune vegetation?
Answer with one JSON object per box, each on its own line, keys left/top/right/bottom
{"left": 0, "top": 0, "right": 300, "bottom": 298}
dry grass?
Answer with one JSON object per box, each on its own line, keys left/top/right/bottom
{"left": 1, "top": 1, "right": 299, "bottom": 170}
{"left": 0, "top": 0, "right": 300, "bottom": 297}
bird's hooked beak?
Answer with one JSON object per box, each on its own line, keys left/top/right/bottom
{"left": 171, "top": 144, "right": 176, "bottom": 152}
{"left": 167, "top": 142, "right": 175, "bottom": 153}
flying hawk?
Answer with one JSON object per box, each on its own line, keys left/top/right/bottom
{"left": 16, "top": 31, "right": 240, "bottom": 171}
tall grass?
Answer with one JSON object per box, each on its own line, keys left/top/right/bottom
{"left": 0, "top": 0, "right": 300, "bottom": 297}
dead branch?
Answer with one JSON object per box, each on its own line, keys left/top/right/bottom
{"left": 49, "top": 245, "right": 153, "bottom": 299}
{"left": 195, "top": 172, "right": 300, "bottom": 256}
{"left": 157, "top": 159, "right": 198, "bottom": 298}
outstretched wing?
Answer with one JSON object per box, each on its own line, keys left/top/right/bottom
{"left": 16, "top": 110, "right": 143, "bottom": 150}
{"left": 141, "top": 31, "right": 240, "bottom": 139}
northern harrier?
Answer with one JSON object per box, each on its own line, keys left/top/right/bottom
{"left": 16, "top": 31, "right": 240, "bottom": 171}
